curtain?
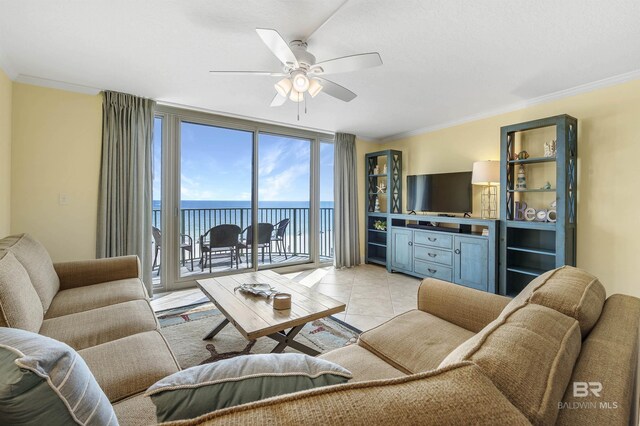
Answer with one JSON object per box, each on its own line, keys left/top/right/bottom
{"left": 97, "top": 91, "right": 156, "bottom": 295}
{"left": 333, "top": 133, "right": 361, "bottom": 268}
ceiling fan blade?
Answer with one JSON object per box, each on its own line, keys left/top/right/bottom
{"left": 270, "top": 93, "right": 287, "bottom": 107}
{"left": 312, "top": 53, "right": 382, "bottom": 75}
{"left": 315, "top": 77, "right": 357, "bottom": 102}
{"left": 256, "top": 28, "right": 299, "bottom": 68}
{"left": 209, "top": 71, "right": 286, "bottom": 76}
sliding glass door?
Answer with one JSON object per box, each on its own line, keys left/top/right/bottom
{"left": 319, "top": 141, "right": 335, "bottom": 261}
{"left": 180, "top": 122, "right": 253, "bottom": 277}
{"left": 258, "top": 133, "right": 311, "bottom": 267}
{"left": 153, "top": 106, "right": 334, "bottom": 291}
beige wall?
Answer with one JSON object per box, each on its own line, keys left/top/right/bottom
{"left": 369, "top": 78, "right": 640, "bottom": 298}
{"left": 11, "top": 83, "right": 102, "bottom": 261}
{"left": 0, "top": 68, "right": 12, "bottom": 237}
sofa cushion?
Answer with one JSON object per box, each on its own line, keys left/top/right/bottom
{"left": 45, "top": 278, "right": 148, "bottom": 319}
{"left": 113, "top": 393, "right": 157, "bottom": 426}
{"left": 0, "top": 327, "right": 117, "bottom": 426}
{"left": 318, "top": 344, "right": 407, "bottom": 382}
{"left": 440, "top": 303, "right": 581, "bottom": 425}
{"left": 145, "top": 353, "right": 352, "bottom": 422}
{"left": 557, "top": 294, "right": 640, "bottom": 426}
{"left": 79, "top": 330, "right": 180, "bottom": 402}
{"left": 0, "top": 252, "right": 43, "bottom": 332}
{"left": 0, "top": 234, "right": 60, "bottom": 312}
{"left": 504, "top": 266, "right": 606, "bottom": 337}
{"left": 168, "top": 363, "right": 530, "bottom": 426}
{"left": 39, "top": 299, "right": 158, "bottom": 350}
{"left": 357, "top": 309, "right": 474, "bottom": 374}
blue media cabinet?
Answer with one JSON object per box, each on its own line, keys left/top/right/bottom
{"left": 387, "top": 215, "right": 499, "bottom": 294}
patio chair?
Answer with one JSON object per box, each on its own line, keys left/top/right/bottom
{"left": 152, "top": 226, "right": 194, "bottom": 276}
{"left": 270, "top": 218, "right": 290, "bottom": 259}
{"left": 237, "top": 223, "right": 275, "bottom": 264}
{"left": 200, "top": 224, "right": 242, "bottom": 272}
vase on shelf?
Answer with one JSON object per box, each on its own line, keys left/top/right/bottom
{"left": 516, "top": 164, "right": 526, "bottom": 190}
{"left": 374, "top": 197, "right": 380, "bottom": 212}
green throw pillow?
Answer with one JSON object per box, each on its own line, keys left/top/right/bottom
{"left": 145, "top": 353, "right": 352, "bottom": 422}
{"left": 0, "top": 327, "right": 118, "bottom": 425}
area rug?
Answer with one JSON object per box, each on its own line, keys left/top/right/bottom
{"left": 158, "top": 303, "right": 360, "bottom": 369}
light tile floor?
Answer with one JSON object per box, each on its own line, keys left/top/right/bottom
{"left": 151, "top": 263, "right": 420, "bottom": 332}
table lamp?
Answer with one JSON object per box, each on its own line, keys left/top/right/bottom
{"left": 472, "top": 160, "right": 500, "bottom": 219}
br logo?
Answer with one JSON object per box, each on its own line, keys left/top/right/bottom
{"left": 573, "top": 382, "right": 602, "bottom": 397}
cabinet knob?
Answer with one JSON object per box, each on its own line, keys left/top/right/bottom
{"left": 428, "top": 268, "right": 437, "bottom": 274}
{"left": 428, "top": 237, "right": 437, "bottom": 242}
{"left": 428, "top": 253, "right": 437, "bottom": 258}
{"left": 454, "top": 249, "right": 461, "bottom": 254}
{"left": 408, "top": 241, "right": 413, "bottom": 246}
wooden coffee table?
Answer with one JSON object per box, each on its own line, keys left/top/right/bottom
{"left": 196, "top": 270, "right": 346, "bottom": 356}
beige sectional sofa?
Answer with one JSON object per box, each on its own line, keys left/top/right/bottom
{"left": 0, "top": 233, "right": 179, "bottom": 421}
{"left": 172, "top": 266, "right": 640, "bottom": 426}
{"left": 1, "top": 233, "right": 639, "bottom": 425}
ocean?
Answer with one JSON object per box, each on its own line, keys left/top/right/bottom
{"left": 152, "top": 200, "right": 334, "bottom": 210}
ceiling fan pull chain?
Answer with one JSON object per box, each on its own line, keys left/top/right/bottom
{"left": 297, "top": 99, "right": 300, "bottom": 121}
{"left": 304, "top": 94, "right": 307, "bottom": 115}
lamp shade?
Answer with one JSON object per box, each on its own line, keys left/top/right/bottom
{"left": 308, "top": 78, "right": 323, "bottom": 97}
{"left": 274, "top": 78, "right": 292, "bottom": 97}
{"left": 291, "top": 71, "right": 310, "bottom": 92}
{"left": 471, "top": 160, "right": 500, "bottom": 185}
{"left": 289, "top": 89, "right": 304, "bottom": 102}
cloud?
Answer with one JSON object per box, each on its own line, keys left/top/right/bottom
{"left": 259, "top": 163, "right": 309, "bottom": 201}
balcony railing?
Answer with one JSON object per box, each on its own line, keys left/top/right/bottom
{"left": 152, "top": 207, "right": 334, "bottom": 262}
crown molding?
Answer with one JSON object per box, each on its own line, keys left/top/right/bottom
{"left": 380, "top": 68, "right": 640, "bottom": 142}
{"left": 14, "top": 74, "right": 101, "bottom": 95}
{"left": 0, "top": 46, "right": 17, "bottom": 79}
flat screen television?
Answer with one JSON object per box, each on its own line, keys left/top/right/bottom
{"left": 406, "top": 171, "right": 472, "bottom": 213}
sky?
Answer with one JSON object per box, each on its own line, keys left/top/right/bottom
{"left": 152, "top": 118, "right": 334, "bottom": 202}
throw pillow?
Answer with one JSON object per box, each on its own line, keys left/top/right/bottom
{"left": 0, "top": 234, "right": 60, "bottom": 312}
{"left": 0, "top": 327, "right": 118, "bottom": 425}
{"left": 145, "top": 353, "right": 352, "bottom": 422}
{"left": 0, "top": 251, "right": 44, "bottom": 332}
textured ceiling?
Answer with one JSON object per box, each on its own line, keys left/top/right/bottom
{"left": 1, "top": 0, "right": 639, "bottom": 139}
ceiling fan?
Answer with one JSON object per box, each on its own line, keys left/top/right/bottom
{"left": 209, "top": 2, "right": 382, "bottom": 107}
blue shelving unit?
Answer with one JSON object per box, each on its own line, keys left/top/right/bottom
{"left": 499, "top": 115, "right": 578, "bottom": 296}
{"left": 364, "top": 150, "right": 402, "bottom": 265}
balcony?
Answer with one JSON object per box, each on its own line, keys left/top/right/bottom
{"left": 151, "top": 206, "right": 334, "bottom": 287}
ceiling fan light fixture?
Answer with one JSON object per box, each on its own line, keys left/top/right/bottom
{"left": 289, "top": 89, "right": 304, "bottom": 102}
{"left": 274, "top": 78, "right": 292, "bottom": 97}
{"left": 308, "top": 79, "right": 323, "bottom": 97}
{"left": 291, "top": 71, "right": 310, "bottom": 92}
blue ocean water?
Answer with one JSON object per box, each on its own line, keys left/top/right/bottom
{"left": 152, "top": 200, "right": 334, "bottom": 210}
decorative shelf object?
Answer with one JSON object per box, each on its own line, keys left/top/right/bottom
{"left": 499, "top": 114, "right": 577, "bottom": 296}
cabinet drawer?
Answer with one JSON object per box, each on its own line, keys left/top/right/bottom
{"left": 414, "top": 259, "right": 453, "bottom": 282}
{"left": 414, "top": 246, "right": 453, "bottom": 266}
{"left": 413, "top": 231, "right": 453, "bottom": 249}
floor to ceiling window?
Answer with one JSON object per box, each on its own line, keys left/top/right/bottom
{"left": 320, "top": 141, "right": 335, "bottom": 260}
{"left": 152, "top": 106, "right": 334, "bottom": 291}
{"left": 151, "top": 116, "right": 163, "bottom": 290}
{"left": 180, "top": 122, "right": 253, "bottom": 278}
{"left": 258, "top": 133, "right": 311, "bottom": 267}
